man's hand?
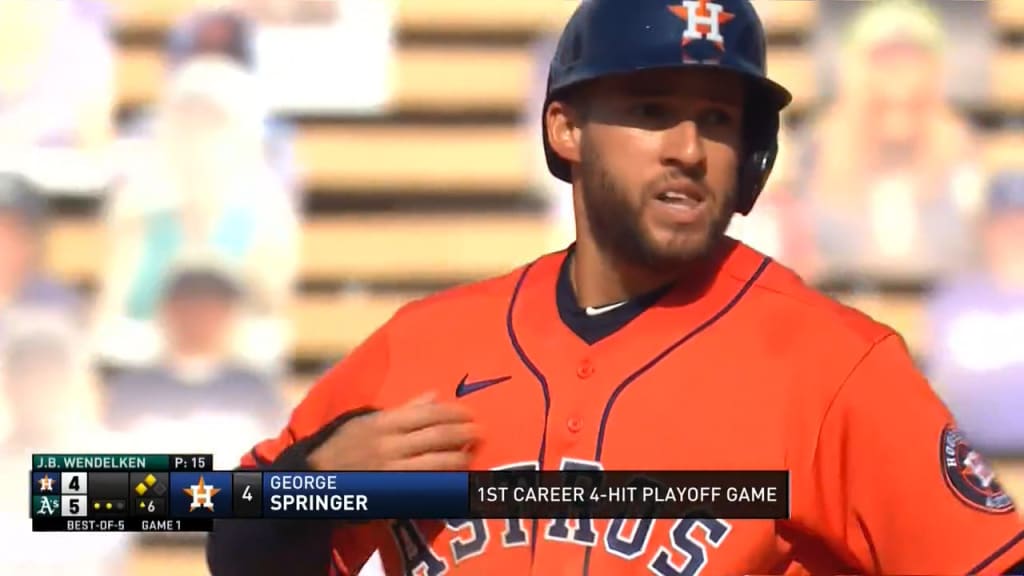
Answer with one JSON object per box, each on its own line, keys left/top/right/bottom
{"left": 308, "top": 394, "right": 479, "bottom": 471}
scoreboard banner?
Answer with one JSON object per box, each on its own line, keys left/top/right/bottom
{"left": 29, "top": 455, "right": 790, "bottom": 532}
{"left": 31, "top": 454, "right": 216, "bottom": 532}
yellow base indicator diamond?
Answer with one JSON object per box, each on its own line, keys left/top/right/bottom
{"left": 144, "top": 474, "right": 157, "bottom": 487}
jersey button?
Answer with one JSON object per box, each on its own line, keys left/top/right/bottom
{"left": 567, "top": 417, "right": 583, "bottom": 433}
{"left": 576, "top": 359, "right": 595, "bottom": 379}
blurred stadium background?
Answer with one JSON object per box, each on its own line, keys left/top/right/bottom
{"left": 0, "top": 0, "right": 1022, "bottom": 574}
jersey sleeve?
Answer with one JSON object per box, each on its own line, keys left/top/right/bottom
{"left": 210, "top": 324, "right": 393, "bottom": 576}
{"left": 812, "top": 333, "right": 1024, "bottom": 575}
{"left": 243, "top": 324, "right": 391, "bottom": 467}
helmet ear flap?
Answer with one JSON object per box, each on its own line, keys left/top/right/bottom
{"left": 735, "top": 142, "right": 777, "bottom": 216}
{"left": 735, "top": 101, "right": 781, "bottom": 216}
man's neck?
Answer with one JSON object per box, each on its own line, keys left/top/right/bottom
{"left": 569, "top": 241, "right": 679, "bottom": 309}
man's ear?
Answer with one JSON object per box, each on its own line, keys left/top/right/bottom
{"left": 545, "top": 100, "right": 582, "bottom": 165}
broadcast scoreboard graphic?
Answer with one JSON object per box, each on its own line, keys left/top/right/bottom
{"left": 31, "top": 454, "right": 225, "bottom": 532}
{"left": 30, "top": 454, "right": 792, "bottom": 533}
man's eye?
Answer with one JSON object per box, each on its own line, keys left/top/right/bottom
{"left": 698, "top": 109, "right": 735, "bottom": 126}
{"left": 631, "top": 102, "right": 669, "bottom": 118}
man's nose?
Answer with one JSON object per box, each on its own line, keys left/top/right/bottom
{"left": 659, "top": 120, "right": 707, "bottom": 176}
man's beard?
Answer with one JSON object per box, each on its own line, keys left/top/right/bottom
{"left": 578, "top": 142, "right": 736, "bottom": 274}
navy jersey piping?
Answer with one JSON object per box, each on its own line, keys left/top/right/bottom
{"left": 504, "top": 260, "right": 551, "bottom": 563}
{"left": 971, "top": 529, "right": 1024, "bottom": 574}
{"left": 592, "top": 256, "right": 770, "bottom": 460}
{"left": 582, "top": 255, "right": 770, "bottom": 576}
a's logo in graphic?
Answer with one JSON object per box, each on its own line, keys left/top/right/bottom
{"left": 668, "top": 0, "right": 735, "bottom": 51}
{"left": 941, "top": 425, "right": 1014, "bottom": 513}
{"left": 184, "top": 475, "right": 222, "bottom": 512}
{"left": 34, "top": 496, "right": 60, "bottom": 516}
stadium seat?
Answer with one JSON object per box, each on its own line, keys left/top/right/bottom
{"left": 107, "top": 0, "right": 1023, "bottom": 46}
{"left": 45, "top": 219, "right": 100, "bottom": 284}
{"left": 43, "top": 126, "right": 1023, "bottom": 284}
{"left": 109, "top": 0, "right": 818, "bottom": 38}
{"left": 993, "top": 0, "right": 1024, "bottom": 33}
{"left": 395, "top": 0, "right": 578, "bottom": 35}
{"left": 294, "top": 125, "right": 529, "bottom": 192}
{"left": 115, "top": 44, "right": 815, "bottom": 115}
{"left": 747, "top": 1, "right": 817, "bottom": 35}
{"left": 46, "top": 214, "right": 553, "bottom": 285}
{"left": 115, "top": 45, "right": 536, "bottom": 114}
{"left": 392, "top": 46, "right": 535, "bottom": 112}
{"left": 766, "top": 48, "right": 813, "bottom": 109}
{"left": 107, "top": 0, "right": 204, "bottom": 32}
{"left": 295, "top": 124, "right": 1024, "bottom": 193}
{"left": 300, "top": 214, "right": 552, "bottom": 282}
{"left": 116, "top": 48, "right": 164, "bottom": 109}
{"left": 116, "top": 51, "right": 1024, "bottom": 202}
{"left": 993, "top": 49, "right": 1024, "bottom": 109}
{"left": 398, "top": 0, "right": 815, "bottom": 37}
{"left": 983, "top": 130, "right": 1024, "bottom": 171}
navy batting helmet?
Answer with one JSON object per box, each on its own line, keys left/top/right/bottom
{"left": 543, "top": 0, "right": 792, "bottom": 215}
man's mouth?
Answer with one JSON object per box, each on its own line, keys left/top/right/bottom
{"left": 655, "top": 185, "right": 706, "bottom": 209}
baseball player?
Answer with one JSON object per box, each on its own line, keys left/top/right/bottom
{"left": 207, "top": 1, "right": 1024, "bottom": 574}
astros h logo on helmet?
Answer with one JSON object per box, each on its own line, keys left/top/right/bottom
{"left": 669, "top": 0, "right": 735, "bottom": 51}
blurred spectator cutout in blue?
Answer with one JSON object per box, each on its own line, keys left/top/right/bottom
{"left": 926, "top": 172, "right": 1024, "bottom": 457}
{"left": 104, "top": 255, "right": 285, "bottom": 464}
{"left": 0, "top": 308, "right": 126, "bottom": 576}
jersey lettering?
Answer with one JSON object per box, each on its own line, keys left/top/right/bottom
{"left": 605, "top": 475, "right": 661, "bottom": 560}
{"left": 389, "top": 519, "right": 449, "bottom": 576}
{"left": 491, "top": 461, "right": 539, "bottom": 547}
{"left": 393, "top": 461, "right": 732, "bottom": 575}
{"left": 445, "top": 519, "right": 489, "bottom": 565}
{"left": 648, "top": 517, "right": 732, "bottom": 576}
{"left": 544, "top": 458, "right": 602, "bottom": 546}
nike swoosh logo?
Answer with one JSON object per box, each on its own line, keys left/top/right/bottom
{"left": 455, "top": 374, "right": 512, "bottom": 398}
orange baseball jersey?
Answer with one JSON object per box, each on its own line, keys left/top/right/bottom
{"left": 238, "top": 241, "right": 1024, "bottom": 575}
